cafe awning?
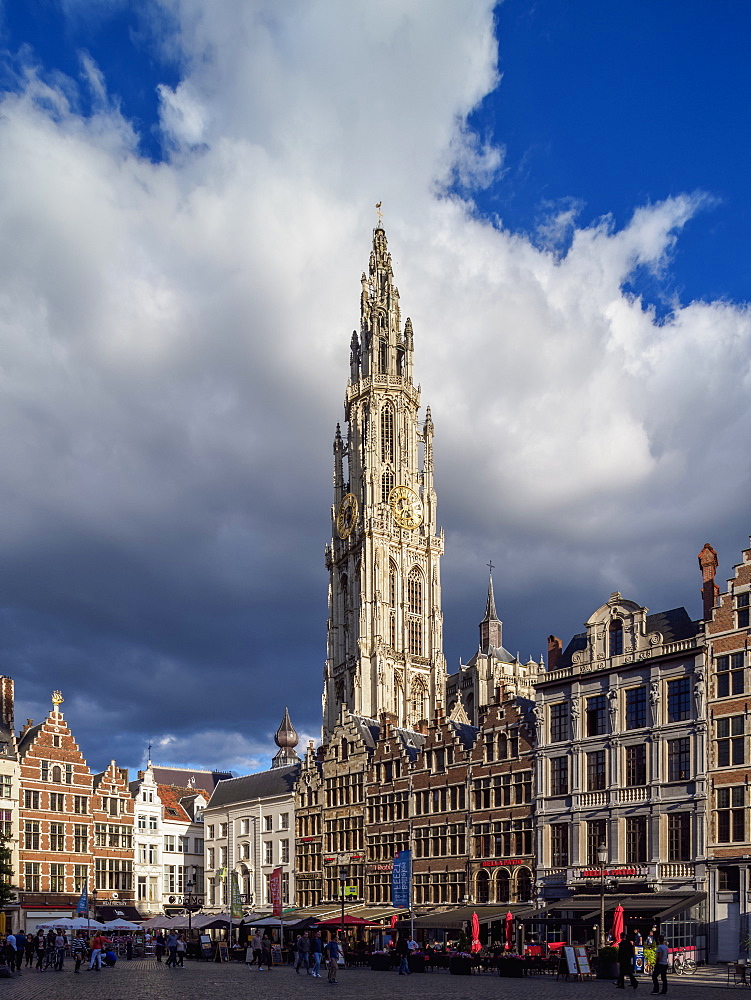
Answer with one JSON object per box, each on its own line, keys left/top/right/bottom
{"left": 538, "top": 892, "right": 705, "bottom": 922}
{"left": 402, "top": 904, "right": 537, "bottom": 930}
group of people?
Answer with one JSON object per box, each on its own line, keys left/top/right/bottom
{"left": 1, "top": 929, "right": 117, "bottom": 973}
{"left": 616, "top": 933, "right": 670, "bottom": 995}
{"left": 152, "top": 931, "right": 188, "bottom": 967}
{"left": 244, "top": 929, "right": 342, "bottom": 983}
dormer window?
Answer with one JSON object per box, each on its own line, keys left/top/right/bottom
{"left": 609, "top": 619, "right": 624, "bottom": 656}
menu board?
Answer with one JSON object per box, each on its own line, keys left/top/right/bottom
{"left": 574, "top": 946, "right": 591, "bottom": 975}
{"left": 564, "top": 946, "right": 578, "bottom": 975}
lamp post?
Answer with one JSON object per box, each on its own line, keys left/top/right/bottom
{"left": 598, "top": 842, "right": 608, "bottom": 948}
{"left": 185, "top": 879, "right": 194, "bottom": 936}
{"left": 339, "top": 866, "right": 347, "bottom": 943}
{"left": 91, "top": 888, "right": 98, "bottom": 922}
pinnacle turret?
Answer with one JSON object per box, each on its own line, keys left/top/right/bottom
{"left": 479, "top": 568, "right": 502, "bottom": 653}
{"left": 272, "top": 707, "right": 300, "bottom": 768}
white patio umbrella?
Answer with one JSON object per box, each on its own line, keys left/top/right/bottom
{"left": 69, "top": 917, "right": 106, "bottom": 930}
{"left": 103, "top": 919, "right": 140, "bottom": 931}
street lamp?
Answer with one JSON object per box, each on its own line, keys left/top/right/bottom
{"left": 598, "top": 842, "right": 608, "bottom": 948}
{"left": 185, "top": 880, "right": 194, "bottom": 936}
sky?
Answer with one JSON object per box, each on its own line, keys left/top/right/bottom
{"left": 0, "top": 0, "right": 749, "bottom": 775}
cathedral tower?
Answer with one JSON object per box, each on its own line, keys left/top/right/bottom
{"left": 323, "top": 225, "right": 445, "bottom": 737}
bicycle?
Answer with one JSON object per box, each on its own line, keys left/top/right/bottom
{"left": 671, "top": 951, "right": 697, "bottom": 975}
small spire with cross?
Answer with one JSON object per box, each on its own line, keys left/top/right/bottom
{"left": 487, "top": 559, "right": 495, "bottom": 575}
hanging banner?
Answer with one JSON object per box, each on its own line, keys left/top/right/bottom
{"left": 391, "top": 850, "right": 411, "bottom": 908}
{"left": 230, "top": 872, "right": 244, "bottom": 918}
{"left": 76, "top": 880, "right": 88, "bottom": 915}
{"left": 270, "top": 866, "right": 283, "bottom": 918}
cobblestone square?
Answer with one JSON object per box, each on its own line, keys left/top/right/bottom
{"left": 0, "top": 959, "right": 738, "bottom": 1000}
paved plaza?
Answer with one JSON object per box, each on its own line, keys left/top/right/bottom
{"left": 0, "top": 959, "right": 741, "bottom": 1000}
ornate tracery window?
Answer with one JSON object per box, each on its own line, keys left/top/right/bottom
{"left": 380, "top": 405, "right": 394, "bottom": 462}
{"left": 407, "top": 567, "right": 423, "bottom": 656}
{"left": 389, "top": 562, "right": 398, "bottom": 648}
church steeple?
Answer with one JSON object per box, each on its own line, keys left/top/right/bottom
{"left": 479, "top": 566, "right": 503, "bottom": 653}
{"left": 323, "top": 224, "right": 445, "bottom": 737}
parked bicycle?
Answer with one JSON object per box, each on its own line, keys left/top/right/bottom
{"left": 671, "top": 950, "right": 697, "bottom": 975}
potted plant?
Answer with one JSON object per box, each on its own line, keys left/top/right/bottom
{"left": 597, "top": 945, "right": 619, "bottom": 980}
{"left": 449, "top": 952, "right": 473, "bottom": 976}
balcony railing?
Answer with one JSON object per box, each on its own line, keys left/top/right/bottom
{"left": 618, "top": 786, "right": 650, "bottom": 803}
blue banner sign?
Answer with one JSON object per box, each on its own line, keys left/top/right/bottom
{"left": 391, "top": 850, "right": 412, "bottom": 908}
{"left": 76, "top": 881, "right": 88, "bottom": 915}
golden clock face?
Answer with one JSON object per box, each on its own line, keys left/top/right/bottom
{"left": 388, "top": 485, "right": 423, "bottom": 529}
{"left": 336, "top": 493, "right": 359, "bottom": 539}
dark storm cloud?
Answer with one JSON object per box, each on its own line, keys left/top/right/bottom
{"left": 0, "top": 2, "right": 749, "bottom": 775}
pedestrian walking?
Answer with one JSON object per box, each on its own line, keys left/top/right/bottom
{"left": 651, "top": 935, "right": 669, "bottom": 995}
{"left": 616, "top": 934, "right": 638, "bottom": 990}
{"left": 72, "top": 934, "right": 86, "bottom": 973}
{"left": 53, "top": 932, "right": 66, "bottom": 971}
{"left": 260, "top": 933, "right": 272, "bottom": 971}
{"left": 396, "top": 934, "right": 410, "bottom": 975}
{"left": 311, "top": 930, "right": 322, "bottom": 977}
{"left": 24, "top": 934, "right": 34, "bottom": 968}
{"left": 325, "top": 935, "right": 341, "bottom": 984}
{"left": 176, "top": 935, "right": 186, "bottom": 967}
{"left": 126, "top": 936, "right": 133, "bottom": 961}
{"left": 3, "top": 934, "right": 15, "bottom": 973}
{"left": 89, "top": 933, "right": 109, "bottom": 971}
{"left": 34, "top": 932, "right": 45, "bottom": 971}
{"left": 248, "top": 930, "right": 262, "bottom": 968}
{"left": 12, "top": 932, "right": 24, "bottom": 973}
{"left": 165, "top": 931, "right": 178, "bottom": 967}
{"left": 155, "top": 931, "right": 165, "bottom": 962}
{"left": 295, "top": 930, "right": 311, "bottom": 974}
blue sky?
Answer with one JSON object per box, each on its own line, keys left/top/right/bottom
{"left": 0, "top": 1, "right": 748, "bottom": 773}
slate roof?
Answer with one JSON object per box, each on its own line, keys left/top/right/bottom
{"left": 392, "top": 727, "right": 426, "bottom": 761}
{"left": 151, "top": 766, "right": 232, "bottom": 793}
{"left": 449, "top": 721, "right": 479, "bottom": 749}
{"left": 0, "top": 722, "right": 17, "bottom": 760}
{"left": 206, "top": 764, "right": 300, "bottom": 810}
{"left": 557, "top": 606, "right": 700, "bottom": 670}
{"left": 348, "top": 715, "right": 381, "bottom": 749}
{"left": 17, "top": 723, "right": 44, "bottom": 758}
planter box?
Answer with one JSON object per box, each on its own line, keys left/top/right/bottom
{"left": 449, "top": 957, "right": 473, "bottom": 976}
{"left": 369, "top": 954, "right": 392, "bottom": 972}
{"left": 408, "top": 955, "right": 425, "bottom": 974}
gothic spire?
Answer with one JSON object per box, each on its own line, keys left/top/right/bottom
{"left": 479, "top": 565, "right": 502, "bottom": 654}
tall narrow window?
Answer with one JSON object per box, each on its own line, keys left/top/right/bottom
{"left": 380, "top": 405, "right": 394, "bottom": 462}
{"left": 388, "top": 562, "right": 397, "bottom": 648}
{"left": 625, "top": 816, "right": 648, "bottom": 863}
{"left": 609, "top": 619, "right": 624, "bottom": 656}
{"left": 381, "top": 469, "right": 394, "bottom": 503}
{"left": 407, "top": 567, "right": 423, "bottom": 656}
{"left": 379, "top": 339, "right": 388, "bottom": 374}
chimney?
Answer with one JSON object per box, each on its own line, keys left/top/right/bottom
{"left": 698, "top": 543, "right": 720, "bottom": 622}
{"left": 547, "top": 635, "right": 562, "bottom": 671}
{"left": 379, "top": 712, "right": 398, "bottom": 733}
{"left": 414, "top": 719, "right": 429, "bottom": 735}
{"left": 0, "top": 677, "right": 13, "bottom": 731}
{"left": 21, "top": 718, "right": 34, "bottom": 736}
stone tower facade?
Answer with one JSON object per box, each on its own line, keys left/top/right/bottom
{"left": 323, "top": 225, "right": 445, "bottom": 737}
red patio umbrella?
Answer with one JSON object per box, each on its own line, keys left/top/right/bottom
{"left": 611, "top": 904, "right": 625, "bottom": 944}
{"left": 470, "top": 912, "right": 482, "bottom": 953}
{"left": 505, "top": 911, "right": 513, "bottom": 951}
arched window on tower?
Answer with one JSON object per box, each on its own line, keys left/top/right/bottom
{"left": 340, "top": 574, "right": 349, "bottom": 658}
{"left": 381, "top": 468, "right": 394, "bottom": 503}
{"left": 379, "top": 338, "right": 388, "bottom": 374}
{"left": 389, "top": 562, "right": 398, "bottom": 649}
{"left": 410, "top": 677, "right": 427, "bottom": 723}
{"left": 609, "top": 618, "right": 623, "bottom": 656}
{"left": 380, "top": 405, "right": 394, "bottom": 463}
{"left": 407, "top": 567, "right": 423, "bottom": 657}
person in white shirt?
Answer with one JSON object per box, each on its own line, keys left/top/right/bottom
{"left": 651, "top": 935, "right": 669, "bottom": 995}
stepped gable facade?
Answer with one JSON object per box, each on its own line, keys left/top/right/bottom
{"left": 294, "top": 741, "right": 324, "bottom": 910}
{"left": 18, "top": 693, "right": 96, "bottom": 929}
{"left": 91, "top": 760, "right": 135, "bottom": 917}
{"left": 469, "top": 694, "right": 535, "bottom": 907}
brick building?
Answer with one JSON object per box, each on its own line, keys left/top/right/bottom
{"left": 702, "top": 539, "right": 751, "bottom": 961}
{"left": 294, "top": 741, "right": 324, "bottom": 910}
{"left": 91, "top": 760, "right": 136, "bottom": 919}
{"left": 17, "top": 692, "right": 100, "bottom": 929}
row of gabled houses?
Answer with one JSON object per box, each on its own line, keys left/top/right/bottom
{"left": 201, "top": 535, "right": 751, "bottom": 965}
{"left": 1, "top": 533, "right": 750, "bottom": 963}
{"left": 0, "top": 684, "right": 229, "bottom": 931}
